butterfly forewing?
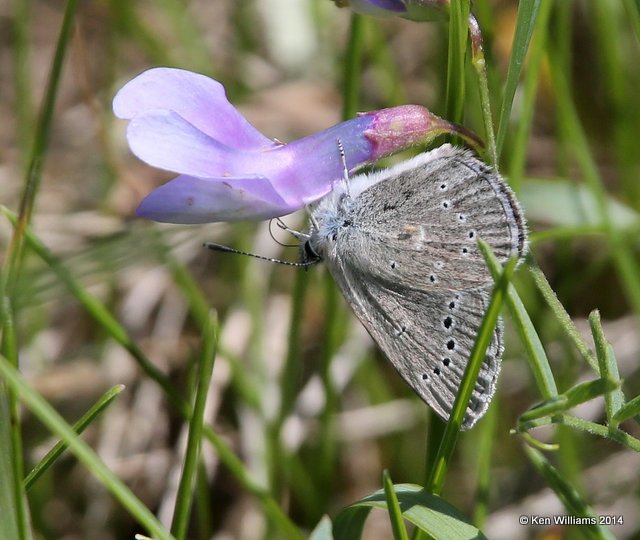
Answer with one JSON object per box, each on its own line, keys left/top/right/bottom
{"left": 331, "top": 147, "right": 525, "bottom": 292}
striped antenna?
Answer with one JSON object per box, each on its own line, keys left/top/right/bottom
{"left": 204, "top": 242, "right": 317, "bottom": 267}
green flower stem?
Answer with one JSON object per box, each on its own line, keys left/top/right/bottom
{"left": 468, "top": 13, "right": 497, "bottom": 166}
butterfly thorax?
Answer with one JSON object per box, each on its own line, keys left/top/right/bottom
{"left": 306, "top": 191, "right": 354, "bottom": 260}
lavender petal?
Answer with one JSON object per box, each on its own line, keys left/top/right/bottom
{"left": 136, "top": 174, "right": 298, "bottom": 223}
{"left": 113, "top": 67, "right": 277, "bottom": 150}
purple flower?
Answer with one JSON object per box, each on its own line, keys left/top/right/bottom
{"left": 334, "top": 0, "right": 448, "bottom": 21}
{"left": 113, "top": 67, "right": 479, "bottom": 224}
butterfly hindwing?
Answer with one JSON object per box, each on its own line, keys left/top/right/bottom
{"left": 326, "top": 254, "right": 502, "bottom": 429}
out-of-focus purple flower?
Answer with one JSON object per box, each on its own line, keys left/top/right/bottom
{"left": 333, "top": 0, "right": 448, "bottom": 21}
{"left": 114, "top": 67, "right": 479, "bottom": 224}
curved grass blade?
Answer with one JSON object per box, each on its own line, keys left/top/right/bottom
{"left": 24, "top": 384, "right": 125, "bottom": 490}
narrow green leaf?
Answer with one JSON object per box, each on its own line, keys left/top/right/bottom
{"left": 334, "top": 485, "right": 487, "bottom": 540}
{"left": 0, "top": 355, "right": 174, "bottom": 540}
{"left": 171, "top": 312, "right": 219, "bottom": 539}
{"left": 518, "top": 415, "right": 640, "bottom": 452}
{"left": 496, "top": 0, "right": 542, "bottom": 157}
{"left": 517, "top": 379, "right": 618, "bottom": 425}
{"left": 588, "top": 311, "right": 625, "bottom": 428}
{"left": 524, "top": 446, "right": 618, "bottom": 540}
{"left": 0, "top": 388, "right": 22, "bottom": 540}
{"left": 24, "top": 385, "right": 125, "bottom": 490}
{"left": 383, "top": 471, "right": 409, "bottom": 540}
{"left": 612, "top": 393, "right": 640, "bottom": 424}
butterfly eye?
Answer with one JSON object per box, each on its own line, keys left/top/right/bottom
{"left": 304, "top": 240, "right": 320, "bottom": 261}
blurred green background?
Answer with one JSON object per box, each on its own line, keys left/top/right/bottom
{"left": 2, "top": 1, "right": 640, "bottom": 539}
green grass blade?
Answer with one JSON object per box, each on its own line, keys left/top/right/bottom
{"left": 507, "top": 0, "right": 552, "bottom": 188}
{"left": 11, "top": 0, "right": 34, "bottom": 160}
{"left": 495, "top": 0, "right": 541, "bottom": 158}
{"left": 383, "top": 471, "right": 410, "bottom": 540}
{"left": 1, "top": 297, "right": 32, "bottom": 539}
{"left": 445, "top": 0, "right": 470, "bottom": 123}
{"left": 171, "top": 312, "right": 218, "bottom": 539}
{"left": 1, "top": 208, "right": 183, "bottom": 413}
{"left": 0, "top": 386, "right": 22, "bottom": 540}
{"left": 24, "top": 384, "right": 125, "bottom": 490}
{"left": 0, "top": 354, "right": 174, "bottom": 540}
{"left": 426, "top": 241, "right": 515, "bottom": 495}
{"left": 2, "top": 0, "right": 80, "bottom": 289}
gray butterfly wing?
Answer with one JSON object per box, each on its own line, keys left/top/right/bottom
{"left": 326, "top": 254, "right": 502, "bottom": 429}
{"left": 309, "top": 146, "right": 525, "bottom": 428}
{"left": 337, "top": 146, "right": 527, "bottom": 292}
